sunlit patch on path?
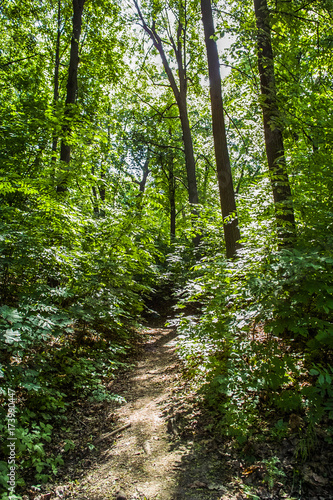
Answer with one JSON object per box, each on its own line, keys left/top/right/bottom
{"left": 72, "top": 325, "right": 187, "bottom": 500}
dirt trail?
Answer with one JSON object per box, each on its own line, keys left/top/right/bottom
{"left": 72, "top": 324, "right": 187, "bottom": 500}
{"left": 71, "top": 324, "right": 235, "bottom": 500}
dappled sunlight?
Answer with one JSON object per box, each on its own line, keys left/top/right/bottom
{"left": 71, "top": 326, "right": 184, "bottom": 499}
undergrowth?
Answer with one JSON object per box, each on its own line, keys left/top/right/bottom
{"left": 0, "top": 316, "right": 134, "bottom": 498}
{"left": 176, "top": 241, "right": 333, "bottom": 449}
{"left": 0, "top": 199, "right": 162, "bottom": 499}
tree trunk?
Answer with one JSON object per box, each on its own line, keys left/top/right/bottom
{"left": 135, "top": 154, "right": 150, "bottom": 215}
{"left": 201, "top": 0, "right": 240, "bottom": 259}
{"left": 98, "top": 168, "right": 106, "bottom": 217}
{"left": 169, "top": 157, "right": 176, "bottom": 240}
{"left": 177, "top": 93, "right": 199, "bottom": 205}
{"left": 139, "top": 156, "right": 150, "bottom": 193}
{"left": 57, "top": 0, "right": 85, "bottom": 193}
{"left": 92, "top": 185, "right": 100, "bottom": 215}
{"left": 133, "top": 0, "right": 199, "bottom": 208}
{"left": 51, "top": 0, "right": 61, "bottom": 168}
{"left": 253, "top": 0, "right": 296, "bottom": 245}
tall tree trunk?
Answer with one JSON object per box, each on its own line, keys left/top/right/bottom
{"left": 133, "top": 0, "right": 199, "bottom": 208}
{"left": 51, "top": 0, "right": 61, "bottom": 168}
{"left": 92, "top": 186, "right": 100, "bottom": 215}
{"left": 98, "top": 173, "right": 106, "bottom": 201}
{"left": 253, "top": 0, "right": 296, "bottom": 245}
{"left": 135, "top": 154, "right": 150, "bottom": 215}
{"left": 57, "top": 0, "right": 85, "bottom": 193}
{"left": 201, "top": 0, "right": 240, "bottom": 259}
{"left": 168, "top": 156, "right": 176, "bottom": 240}
{"left": 139, "top": 155, "right": 150, "bottom": 193}
{"left": 97, "top": 175, "right": 106, "bottom": 217}
{"left": 91, "top": 166, "right": 100, "bottom": 215}
{"left": 177, "top": 94, "right": 199, "bottom": 205}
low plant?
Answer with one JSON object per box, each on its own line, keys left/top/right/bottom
{"left": 176, "top": 243, "right": 333, "bottom": 445}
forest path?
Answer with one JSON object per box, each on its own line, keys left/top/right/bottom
{"left": 71, "top": 322, "right": 236, "bottom": 500}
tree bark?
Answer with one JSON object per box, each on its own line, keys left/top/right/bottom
{"left": 139, "top": 156, "right": 150, "bottom": 193}
{"left": 57, "top": 0, "right": 85, "bottom": 192}
{"left": 92, "top": 185, "right": 100, "bottom": 215}
{"left": 253, "top": 0, "right": 296, "bottom": 244}
{"left": 168, "top": 156, "right": 176, "bottom": 240}
{"left": 177, "top": 93, "right": 199, "bottom": 205}
{"left": 201, "top": 0, "right": 240, "bottom": 258}
{"left": 135, "top": 154, "right": 150, "bottom": 215}
{"left": 133, "top": 0, "right": 199, "bottom": 208}
{"left": 51, "top": 0, "right": 61, "bottom": 167}
{"left": 98, "top": 173, "right": 106, "bottom": 202}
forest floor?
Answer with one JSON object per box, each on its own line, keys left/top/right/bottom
{"left": 24, "top": 313, "right": 333, "bottom": 500}
{"left": 64, "top": 320, "right": 242, "bottom": 500}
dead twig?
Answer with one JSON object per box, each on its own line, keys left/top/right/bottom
{"left": 94, "top": 422, "right": 131, "bottom": 444}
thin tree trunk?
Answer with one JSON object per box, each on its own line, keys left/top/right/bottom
{"left": 90, "top": 165, "right": 99, "bottom": 215}
{"left": 97, "top": 108, "right": 111, "bottom": 213}
{"left": 98, "top": 173, "right": 106, "bottom": 201}
{"left": 169, "top": 157, "right": 176, "bottom": 240}
{"left": 201, "top": 0, "right": 240, "bottom": 259}
{"left": 57, "top": 0, "right": 85, "bottom": 192}
{"left": 178, "top": 94, "right": 199, "bottom": 205}
{"left": 135, "top": 154, "right": 150, "bottom": 215}
{"left": 92, "top": 186, "right": 99, "bottom": 215}
{"left": 51, "top": 0, "right": 61, "bottom": 168}
{"left": 253, "top": 0, "right": 296, "bottom": 244}
{"left": 98, "top": 169, "right": 106, "bottom": 217}
{"left": 139, "top": 156, "right": 150, "bottom": 193}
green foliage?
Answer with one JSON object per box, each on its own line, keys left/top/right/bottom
{"left": 0, "top": 326, "right": 131, "bottom": 490}
{"left": 262, "top": 456, "right": 286, "bottom": 490}
{"left": 302, "top": 364, "right": 333, "bottom": 424}
{"left": 248, "top": 248, "right": 333, "bottom": 347}
{"left": 176, "top": 238, "right": 333, "bottom": 443}
{"left": 0, "top": 188, "right": 164, "bottom": 495}
{"left": 1, "top": 0, "right": 333, "bottom": 495}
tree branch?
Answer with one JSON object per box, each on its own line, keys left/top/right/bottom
{"left": 0, "top": 53, "right": 42, "bottom": 68}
